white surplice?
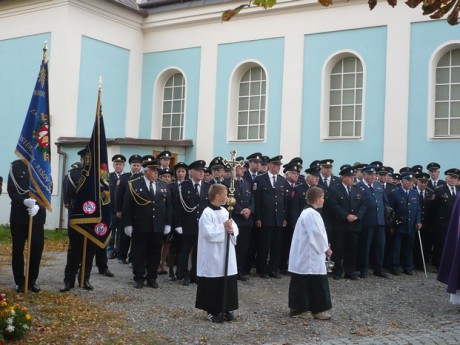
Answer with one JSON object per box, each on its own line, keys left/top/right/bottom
{"left": 288, "top": 207, "right": 329, "bottom": 275}
{"left": 197, "top": 206, "right": 239, "bottom": 278}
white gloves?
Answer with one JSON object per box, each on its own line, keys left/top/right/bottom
{"left": 175, "top": 227, "right": 183, "bottom": 234}
{"left": 23, "top": 198, "right": 36, "bottom": 208}
{"left": 164, "top": 225, "right": 171, "bottom": 235}
{"left": 28, "top": 205, "right": 39, "bottom": 217}
{"left": 124, "top": 226, "right": 133, "bottom": 237}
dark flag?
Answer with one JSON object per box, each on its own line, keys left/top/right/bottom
{"left": 437, "top": 193, "right": 460, "bottom": 294}
{"left": 15, "top": 44, "right": 52, "bottom": 211}
{"left": 69, "top": 80, "right": 112, "bottom": 248}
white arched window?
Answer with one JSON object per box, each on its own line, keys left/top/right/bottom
{"left": 433, "top": 48, "right": 460, "bottom": 137}
{"left": 228, "top": 63, "right": 267, "bottom": 141}
{"left": 161, "top": 72, "right": 185, "bottom": 140}
{"left": 324, "top": 55, "right": 364, "bottom": 139}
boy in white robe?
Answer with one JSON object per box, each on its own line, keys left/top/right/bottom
{"left": 195, "top": 184, "right": 239, "bottom": 323}
{"left": 288, "top": 186, "right": 333, "bottom": 320}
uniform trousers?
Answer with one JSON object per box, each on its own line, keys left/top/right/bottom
{"left": 63, "top": 227, "right": 95, "bottom": 284}
{"left": 107, "top": 216, "right": 121, "bottom": 256}
{"left": 257, "top": 226, "right": 283, "bottom": 275}
{"left": 359, "top": 226, "right": 385, "bottom": 275}
{"left": 10, "top": 222, "right": 44, "bottom": 286}
{"left": 179, "top": 233, "right": 198, "bottom": 280}
{"left": 235, "top": 225, "right": 251, "bottom": 274}
{"left": 279, "top": 226, "right": 294, "bottom": 272}
{"left": 131, "top": 231, "right": 163, "bottom": 283}
{"left": 118, "top": 222, "right": 132, "bottom": 261}
{"left": 95, "top": 246, "right": 108, "bottom": 273}
{"left": 392, "top": 231, "right": 416, "bottom": 272}
{"left": 331, "top": 230, "right": 360, "bottom": 277}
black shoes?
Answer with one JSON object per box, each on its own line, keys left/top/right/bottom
{"left": 147, "top": 280, "right": 159, "bottom": 288}
{"left": 207, "top": 313, "right": 224, "bottom": 323}
{"left": 182, "top": 277, "right": 190, "bottom": 286}
{"left": 360, "top": 273, "right": 368, "bottom": 278}
{"left": 29, "top": 284, "right": 41, "bottom": 293}
{"left": 108, "top": 252, "right": 117, "bottom": 259}
{"left": 60, "top": 281, "right": 75, "bottom": 292}
{"left": 390, "top": 270, "right": 401, "bottom": 276}
{"left": 118, "top": 259, "right": 128, "bottom": 264}
{"left": 269, "top": 272, "right": 281, "bottom": 279}
{"left": 333, "top": 275, "right": 341, "bottom": 280}
{"left": 403, "top": 270, "right": 414, "bottom": 276}
{"left": 16, "top": 284, "right": 25, "bottom": 293}
{"left": 259, "top": 274, "right": 269, "bottom": 279}
{"left": 344, "top": 274, "right": 359, "bottom": 281}
{"left": 134, "top": 281, "right": 144, "bottom": 289}
{"left": 237, "top": 273, "right": 248, "bottom": 281}
{"left": 99, "top": 269, "right": 114, "bottom": 277}
{"left": 374, "top": 272, "right": 389, "bottom": 279}
{"left": 224, "top": 311, "right": 235, "bottom": 322}
{"left": 83, "top": 281, "right": 94, "bottom": 290}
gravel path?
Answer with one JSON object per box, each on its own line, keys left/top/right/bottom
{"left": 3, "top": 251, "right": 460, "bottom": 344}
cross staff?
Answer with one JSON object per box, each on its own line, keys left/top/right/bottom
{"left": 220, "top": 149, "right": 244, "bottom": 320}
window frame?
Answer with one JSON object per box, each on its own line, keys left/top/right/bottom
{"left": 321, "top": 50, "right": 366, "bottom": 141}
{"left": 228, "top": 61, "right": 268, "bottom": 143}
{"left": 152, "top": 68, "right": 187, "bottom": 140}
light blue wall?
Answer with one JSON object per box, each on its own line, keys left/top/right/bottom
{"left": 0, "top": 33, "right": 51, "bottom": 180}
{"left": 140, "top": 48, "right": 201, "bottom": 162}
{"left": 408, "top": 21, "right": 460, "bottom": 170}
{"left": 215, "top": 38, "right": 285, "bottom": 159}
{"left": 302, "top": 27, "right": 387, "bottom": 170}
{"left": 77, "top": 36, "right": 129, "bottom": 138}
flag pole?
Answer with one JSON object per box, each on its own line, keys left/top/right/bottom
{"left": 221, "top": 150, "right": 244, "bottom": 321}
{"left": 24, "top": 43, "right": 48, "bottom": 293}
{"left": 80, "top": 236, "right": 88, "bottom": 288}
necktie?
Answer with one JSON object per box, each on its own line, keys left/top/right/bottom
{"left": 347, "top": 186, "right": 351, "bottom": 198}
{"left": 325, "top": 178, "right": 329, "bottom": 188}
{"left": 194, "top": 183, "right": 200, "bottom": 196}
{"left": 368, "top": 184, "right": 374, "bottom": 193}
{"left": 272, "top": 175, "right": 277, "bottom": 188}
{"left": 252, "top": 173, "right": 257, "bottom": 181}
{"left": 149, "top": 181, "right": 155, "bottom": 198}
{"left": 420, "top": 190, "right": 424, "bottom": 200}
{"left": 433, "top": 181, "right": 437, "bottom": 188}
{"left": 452, "top": 186, "right": 456, "bottom": 196}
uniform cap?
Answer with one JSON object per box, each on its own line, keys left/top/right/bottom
{"left": 416, "top": 172, "right": 430, "bottom": 181}
{"left": 173, "top": 162, "right": 188, "bottom": 171}
{"left": 340, "top": 164, "right": 352, "bottom": 171}
{"left": 362, "top": 165, "right": 377, "bottom": 174}
{"left": 158, "top": 167, "right": 172, "bottom": 175}
{"left": 246, "top": 152, "right": 263, "bottom": 162}
{"left": 445, "top": 168, "right": 460, "bottom": 178}
{"left": 129, "top": 154, "right": 143, "bottom": 164}
{"left": 411, "top": 165, "right": 423, "bottom": 174}
{"left": 70, "top": 162, "right": 82, "bottom": 170}
{"left": 369, "top": 161, "right": 383, "bottom": 170}
{"left": 310, "top": 160, "right": 321, "bottom": 168}
{"left": 399, "top": 166, "right": 412, "bottom": 174}
{"left": 157, "top": 150, "right": 172, "bottom": 159}
{"left": 260, "top": 156, "right": 270, "bottom": 165}
{"left": 339, "top": 166, "right": 355, "bottom": 177}
{"left": 141, "top": 155, "right": 159, "bottom": 168}
{"left": 112, "top": 154, "right": 126, "bottom": 163}
{"left": 353, "top": 163, "right": 367, "bottom": 171}
{"left": 401, "top": 172, "right": 415, "bottom": 180}
{"left": 77, "top": 147, "right": 89, "bottom": 157}
{"left": 305, "top": 166, "right": 321, "bottom": 176}
{"left": 209, "top": 156, "right": 225, "bottom": 170}
{"left": 393, "top": 173, "right": 402, "bottom": 180}
{"left": 283, "top": 162, "right": 301, "bottom": 174}
{"left": 189, "top": 160, "right": 206, "bottom": 170}
{"left": 289, "top": 157, "right": 303, "bottom": 165}
{"left": 268, "top": 155, "right": 283, "bottom": 165}
{"left": 319, "top": 159, "right": 334, "bottom": 167}
{"left": 427, "top": 162, "right": 441, "bottom": 171}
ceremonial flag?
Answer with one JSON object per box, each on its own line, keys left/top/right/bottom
{"left": 69, "top": 81, "right": 112, "bottom": 248}
{"left": 15, "top": 44, "right": 52, "bottom": 211}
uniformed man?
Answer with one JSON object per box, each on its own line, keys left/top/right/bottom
{"left": 243, "top": 152, "right": 262, "bottom": 186}
{"left": 353, "top": 163, "right": 366, "bottom": 184}
{"left": 288, "top": 157, "right": 305, "bottom": 184}
{"left": 157, "top": 167, "right": 173, "bottom": 275}
{"left": 427, "top": 162, "right": 446, "bottom": 190}
{"left": 254, "top": 155, "right": 288, "bottom": 279}
{"left": 123, "top": 155, "right": 173, "bottom": 289}
{"left": 116, "top": 154, "right": 143, "bottom": 265}
{"left": 209, "top": 156, "right": 225, "bottom": 184}
{"left": 223, "top": 157, "right": 254, "bottom": 281}
{"left": 259, "top": 156, "right": 270, "bottom": 174}
{"left": 414, "top": 172, "right": 435, "bottom": 270}
{"left": 60, "top": 149, "right": 96, "bottom": 292}
{"left": 356, "top": 165, "right": 390, "bottom": 278}
{"left": 175, "top": 160, "right": 211, "bottom": 285}
{"left": 167, "top": 162, "right": 188, "bottom": 281}
{"left": 317, "top": 159, "right": 340, "bottom": 240}
{"left": 107, "top": 154, "right": 126, "bottom": 259}
{"left": 8, "top": 159, "right": 46, "bottom": 293}
{"left": 432, "top": 168, "right": 460, "bottom": 269}
{"left": 279, "top": 162, "right": 302, "bottom": 274}
{"left": 388, "top": 172, "right": 422, "bottom": 275}
{"left": 157, "top": 150, "right": 172, "bottom": 169}
{"left": 203, "top": 167, "right": 213, "bottom": 183}
{"left": 329, "top": 166, "right": 367, "bottom": 280}
{"left": 290, "top": 165, "right": 322, "bottom": 228}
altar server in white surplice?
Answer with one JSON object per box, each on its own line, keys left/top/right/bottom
{"left": 288, "top": 186, "right": 333, "bottom": 320}
{"left": 195, "top": 184, "right": 239, "bottom": 323}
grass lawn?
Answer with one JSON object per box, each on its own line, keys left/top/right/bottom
{"left": 0, "top": 226, "right": 157, "bottom": 344}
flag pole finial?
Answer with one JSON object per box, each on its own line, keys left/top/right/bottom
{"left": 42, "top": 41, "right": 48, "bottom": 62}
{"left": 99, "top": 76, "right": 102, "bottom": 91}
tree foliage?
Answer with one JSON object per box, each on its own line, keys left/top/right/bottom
{"left": 222, "top": 0, "right": 460, "bottom": 25}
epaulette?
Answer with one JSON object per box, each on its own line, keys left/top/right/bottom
{"left": 426, "top": 187, "right": 434, "bottom": 193}
{"left": 129, "top": 176, "right": 142, "bottom": 184}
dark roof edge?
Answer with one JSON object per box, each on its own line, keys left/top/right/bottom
{"left": 105, "top": 0, "right": 149, "bottom": 17}
{"left": 55, "top": 137, "right": 194, "bottom": 147}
